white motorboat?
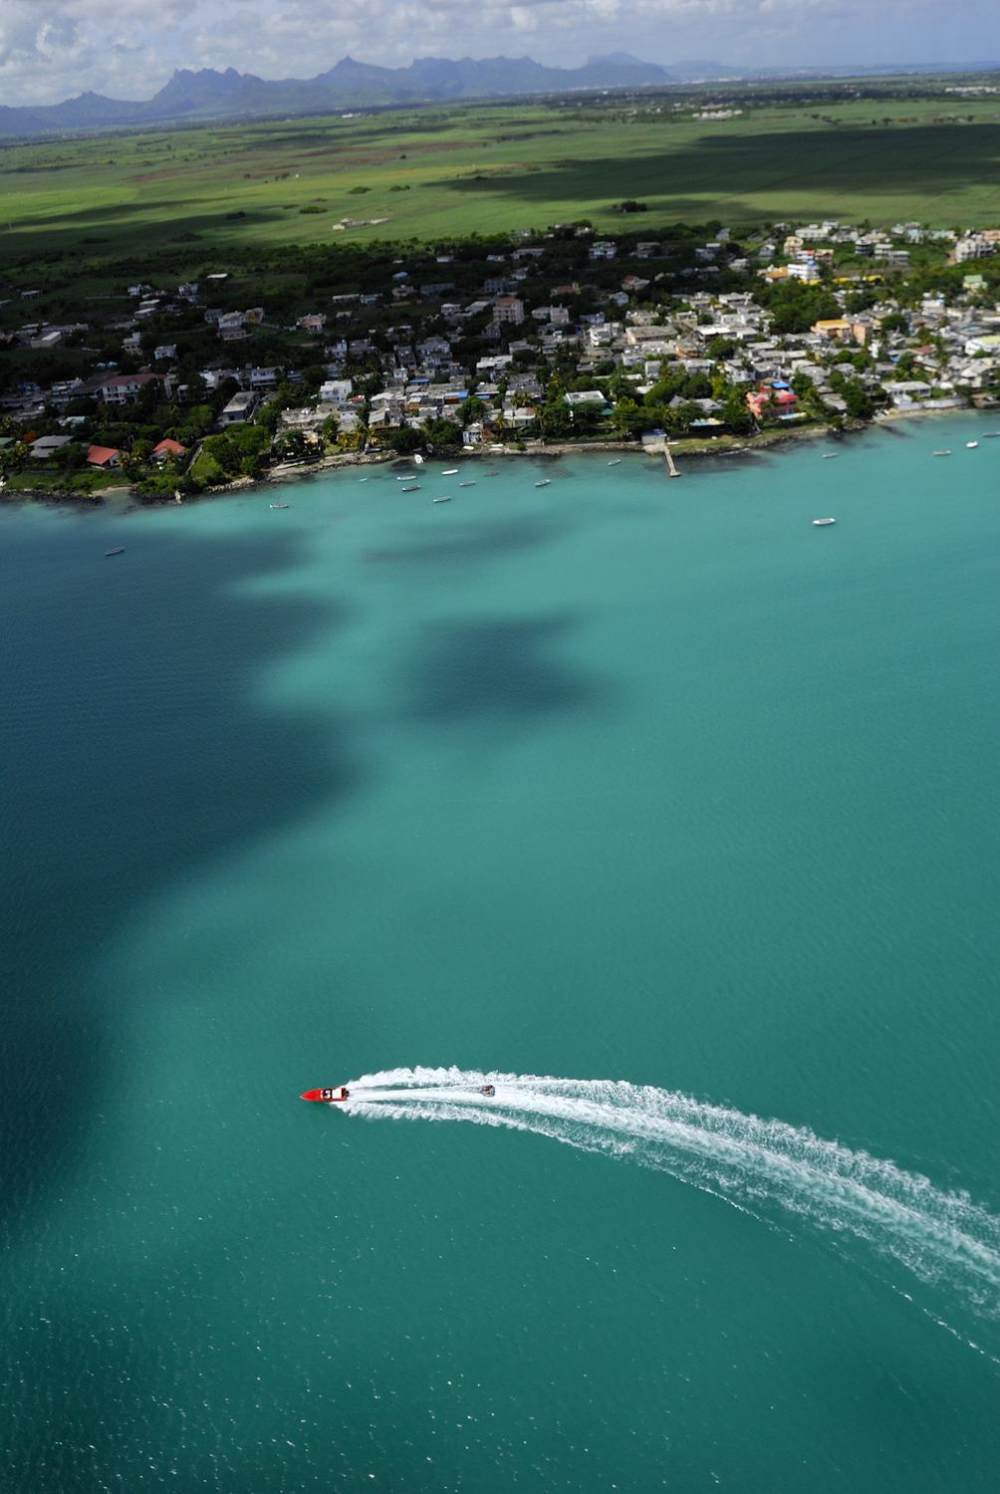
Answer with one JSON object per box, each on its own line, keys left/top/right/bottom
{"left": 432, "top": 495, "right": 451, "bottom": 503}
{"left": 966, "top": 441, "right": 979, "bottom": 449}
{"left": 812, "top": 517, "right": 837, "bottom": 527}
{"left": 607, "top": 458, "right": 622, "bottom": 466}
{"left": 459, "top": 481, "right": 476, "bottom": 487}
{"left": 932, "top": 449, "right": 951, "bottom": 456}
{"left": 534, "top": 479, "right": 551, "bottom": 488}
{"left": 441, "top": 468, "right": 459, "bottom": 476}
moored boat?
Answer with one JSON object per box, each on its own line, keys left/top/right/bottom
{"left": 433, "top": 495, "right": 451, "bottom": 503}
{"left": 966, "top": 441, "right": 979, "bottom": 449}
{"left": 812, "top": 517, "right": 837, "bottom": 527}
{"left": 534, "top": 479, "right": 551, "bottom": 487}
{"left": 105, "top": 547, "right": 125, "bottom": 557}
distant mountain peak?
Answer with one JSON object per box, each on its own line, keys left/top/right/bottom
{"left": 587, "top": 51, "right": 649, "bottom": 66}
{"left": 1, "top": 51, "right": 685, "bottom": 139}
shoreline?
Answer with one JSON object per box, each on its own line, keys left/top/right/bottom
{"left": 238, "top": 401, "right": 999, "bottom": 491}
{"left": 4, "top": 402, "right": 996, "bottom": 509}
{"left": 166, "top": 417, "right": 871, "bottom": 499}
{"left": 210, "top": 420, "right": 850, "bottom": 496}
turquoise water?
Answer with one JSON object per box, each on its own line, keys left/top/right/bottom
{"left": 2, "top": 418, "right": 1000, "bottom": 1491}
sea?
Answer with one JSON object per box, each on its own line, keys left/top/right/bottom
{"left": 2, "top": 415, "right": 999, "bottom": 1492}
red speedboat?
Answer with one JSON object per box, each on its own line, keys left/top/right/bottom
{"left": 300, "top": 1086, "right": 350, "bottom": 1103}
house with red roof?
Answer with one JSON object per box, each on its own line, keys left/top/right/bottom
{"left": 87, "top": 444, "right": 122, "bottom": 468}
{"left": 746, "top": 384, "right": 798, "bottom": 422}
{"left": 746, "top": 389, "right": 770, "bottom": 421}
{"left": 151, "top": 438, "right": 187, "bottom": 463}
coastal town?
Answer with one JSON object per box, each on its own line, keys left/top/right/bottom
{"left": 4, "top": 215, "right": 1000, "bottom": 498}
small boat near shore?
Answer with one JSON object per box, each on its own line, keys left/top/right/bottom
{"left": 105, "top": 547, "right": 125, "bottom": 557}
{"left": 459, "top": 481, "right": 476, "bottom": 488}
{"left": 821, "top": 453, "right": 838, "bottom": 460}
{"left": 966, "top": 441, "right": 979, "bottom": 450}
{"left": 401, "top": 484, "right": 421, "bottom": 492}
{"left": 981, "top": 432, "right": 1000, "bottom": 439}
{"left": 534, "top": 479, "right": 551, "bottom": 488}
{"left": 607, "top": 458, "right": 622, "bottom": 466}
{"left": 932, "top": 449, "right": 951, "bottom": 456}
{"left": 441, "top": 468, "right": 459, "bottom": 476}
{"left": 812, "top": 517, "right": 837, "bottom": 527}
{"left": 432, "top": 495, "right": 451, "bottom": 504}
{"left": 270, "top": 502, "right": 289, "bottom": 510}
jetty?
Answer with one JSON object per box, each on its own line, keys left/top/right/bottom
{"left": 665, "top": 443, "right": 681, "bottom": 479}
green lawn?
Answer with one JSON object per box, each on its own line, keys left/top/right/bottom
{"left": 3, "top": 91, "right": 1000, "bottom": 280}
{"left": 4, "top": 468, "right": 131, "bottom": 497}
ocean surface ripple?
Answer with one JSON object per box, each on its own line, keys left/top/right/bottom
{"left": 343, "top": 1067, "right": 1000, "bottom": 1317}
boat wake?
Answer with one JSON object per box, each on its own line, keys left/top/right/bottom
{"left": 340, "top": 1067, "right": 1000, "bottom": 1319}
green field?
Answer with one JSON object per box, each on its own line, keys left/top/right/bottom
{"left": 3, "top": 87, "right": 1000, "bottom": 279}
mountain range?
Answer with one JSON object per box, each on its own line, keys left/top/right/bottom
{"left": 2, "top": 53, "right": 998, "bottom": 142}
{"left": 0, "top": 53, "right": 738, "bottom": 140}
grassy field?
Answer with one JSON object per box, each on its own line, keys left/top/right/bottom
{"left": 3, "top": 88, "right": 1000, "bottom": 278}
{"left": 4, "top": 468, "right": 131, "bottom": 496}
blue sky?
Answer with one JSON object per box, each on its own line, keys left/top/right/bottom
{"left": 2, "top": 0, "right": 1000, "bottom": 106}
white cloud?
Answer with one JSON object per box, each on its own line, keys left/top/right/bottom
{"left": 0, "top": 0, "right": 998, "bottom": 106}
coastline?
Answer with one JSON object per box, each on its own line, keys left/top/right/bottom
{"left": 192, "top": 418, "right": 861, "bottom": 498}
{"left": 5, "top": 402, "right": 997, "bottom": 509}
{"left": 229, "top": 401, "right": 999, "bottom": 494}
{"left": 232, "top": 421, "right": 846, "bottom": 493}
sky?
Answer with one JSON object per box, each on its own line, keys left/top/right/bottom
{"left": 2, "top": 0, "right": 1000, "bottom": 107}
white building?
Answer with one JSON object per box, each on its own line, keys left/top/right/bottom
{"left": 219, "top": 391, "right": 260, "bottom": 426}
{"left": 955, "top": 235, "right": 995, "bottom": 263}
{"left": 319, "top": 379, "right": 353, "bottom": 405}
{"left": 493, "top": 296, "right": 525, "bottom": 327}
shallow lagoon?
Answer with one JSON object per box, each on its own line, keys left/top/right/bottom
{"left": 3, "top": 417, "right": 1000, "bottom": 1491}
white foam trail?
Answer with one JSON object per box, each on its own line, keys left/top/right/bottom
{"left": 339, "top": 1067, "right": 1000, "bottom": 1316}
